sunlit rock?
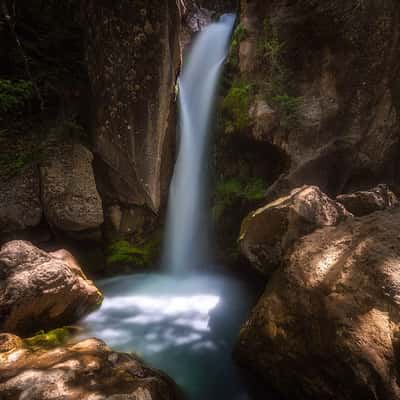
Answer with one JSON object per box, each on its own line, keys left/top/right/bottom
{"left": 236, "top": 207, "right": 400, "bottom": 400}
{"left": 0, "top": 240, "right": 102, "bottom": 336}
{"left": 0, "top": 335, "right": 179, "bottom": 400}
{"left": 336, "top": 184, "right": 398, "bottom": 217}
{"left": 239, "top": 185, "right": 352, "bottom": 275}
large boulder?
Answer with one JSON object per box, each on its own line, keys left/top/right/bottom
{"left": 0, "top": 334, "right": 178, "bottom": 400}
{"left": 40, "top": 143, "right": 104, "bottom": 235}
{"left": 239, "top": 186, "right": 351, "bottom": 275}
{"left": 336, "top": 184, "right": 398, "bottom": 217}
{"left": 0, "top": 240, "right": 102, "bottom": 336}
{"left": 84, "top": 0, "right": 181, "bottom": 231}
{"left": 236, "top": 207, "right": 400, "bottom": 400}
{"left": 0, "top": 166, "right": 42, "bottom": 234}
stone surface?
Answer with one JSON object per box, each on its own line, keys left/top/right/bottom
{"left": 0, "top": 335, "right": 178, "bottom": 400}
{"left": 84, "top": 0, "right": 181, "bottom": 217}
{"left": 0, "top": 166, "right": 42, "bottom": 234}
{"left": 0, "top": 240, "right": 102, "bottom": 336}
{"left": 40, "top": 143, "right": 103, "bottom": 234}
{"left": 237, "top": 0, "right": 400, "bottom": 198}
{"left": 336, "top": 184, "right": 398, "bottom": 217}
{"left": 239, "top": 185, "right": 351, "bottom": 275}
{"left": 248, "top": 97, "right": 278, "bottom": 141}
{"left": 236, "top": 207, "right": 400, "bottom": 400}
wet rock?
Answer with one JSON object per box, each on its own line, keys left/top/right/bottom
{"left": 336, "top": 184, "right": 398, "bottom": 217}
{"left": 0, "top": 240, "right": 102, "bottom": 336}
{"left": 239, "top": 186, "right": 351, "bottom": 275}
{"left": 236, "top": 208, "right": 400, "bottom": 400}
{"left": 0, "top": 336, "right": 178, "bottom": 400}
{"left": 0, "top": 166, "right": 42, "bottom": 234}
{"left": 40, "top": 143, "right": 104, "bottom": 236}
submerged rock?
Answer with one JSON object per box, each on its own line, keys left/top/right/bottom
{"left": 0, "top": 334, "right": 178, "bottom": 400}
{"left": 0, "top": 240, "right": 102, "bottom": 336}
{"left": 239, "top": 185, "right": 351, "bottom": 275}
{"left": 236, "top": 207, "right": 400, "bottom": 400}
{"left": 336, "top": 184, "right": 398, "bottom": 217}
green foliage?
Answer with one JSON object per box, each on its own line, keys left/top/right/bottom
{"left": 227, "top": 24, "right": 248, "bottom": 68}
{"left": 106, "top": 236, "right": 160, "bottom": 269}
{"left": 221, "top": 80, "right": 253, "bottom": 133}
{"left": 24, "top": 328, "right": 71, "bottom": 350}
{"left": 258, "top": 18, "right": 302, "bottom": 128}
{"left": 0, "top": 80, "right": 34, "bottom": 113}
{"left": 213, "top": 161, "right": 266, "bottom": 222}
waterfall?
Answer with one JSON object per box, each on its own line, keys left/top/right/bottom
{"left": 163, "top": 14, "right": 236, "bottom": 273}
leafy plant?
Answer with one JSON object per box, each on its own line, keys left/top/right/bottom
{"left": 0, "top": 80, "right": 34, "bottom": 113}
{"left": 213, "top": 161, "right": 266, "bottom": 222}
{"left": 221, "top": 80, "right": 253, "bottom": 133}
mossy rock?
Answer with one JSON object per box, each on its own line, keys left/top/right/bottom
{"left": 23, "top": 327, "right": 73, "bottom": 350}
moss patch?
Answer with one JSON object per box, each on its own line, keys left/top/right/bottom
{"left": 23, "top": 328, "right": 71, "bottom": 350}
{"left": 106, "top": 233, "right": 161, "bottom": 270}
{"left": 221, "top": 80, "right": 253, "bottom": 133}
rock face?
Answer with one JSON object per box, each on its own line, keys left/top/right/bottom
{"left": 237, "top": 0, "right": 400, "bottom": 198}
{"left": 40, "top": 143, "right": 104, "bottom": 235}
{"left": 236, "top": 207, "right": 400, "bottom": 400}
{"left": 84, "top": 0, "right": 181, "bottom": 232}
{"left": 239, "top": 186, "right": 351, "bottom": 275}
{"left": 0, "top": 166, "right": 42, "bottom": 234}
{"left": 0, "top": 241, "right": 102, "bottom": 336}
{"left": 336, "top": 184, "right": 398, "bottom": 217}
{"left": 0, "top": 334, "right": 178, "bottom": 400}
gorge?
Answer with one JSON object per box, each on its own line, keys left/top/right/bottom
{"left": 1, "top": 1, "right": 400, "bottom": 400}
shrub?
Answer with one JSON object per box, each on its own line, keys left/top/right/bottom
{"left": 0, "top": 80, "right": 34, "bottom": 114}
{"left": 221, "top": 80, "right": 252, "bottom": 133}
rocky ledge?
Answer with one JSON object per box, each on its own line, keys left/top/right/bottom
{"left": 0, "top": 333, "right": 179, "bottom": 400}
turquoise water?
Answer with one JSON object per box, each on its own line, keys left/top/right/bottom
{"left": 80, "top": 270, "right": 278, "bottom": 400}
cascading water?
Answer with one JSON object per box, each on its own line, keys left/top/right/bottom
{"left": 80, "top": 14, "right": 277, "bottom": 400}
{"left": 163, "top": 14, "right": 236, "bottom": 273}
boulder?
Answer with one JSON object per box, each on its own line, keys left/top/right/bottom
{"left": 336, "top": 184, "right": 398, "bottom": 217}
{"left": 0, "top": 334, "right": 178, "bottom": 400}
{"left": 0, "top": 166, "right": 42, "bottom": 234}
{"left": 236, "top": 208, "right": 400, "bottom": 400}
{"left": 239, "top": 185, "right": 351, "bottom": 275}
{"left": 0, "top": 240, "right": 102, "bottom": 336}
{"left": 40, "top": 143, "right": 104, "bottom": 235}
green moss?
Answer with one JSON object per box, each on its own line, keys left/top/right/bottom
{"left": 213, "top": 161, "right": 266, "bottom": 222}
{"left": 227, "top": 24, "right": 248, "bottom": 68}
{"left": 106, "top": 234, "right": 160, "bottom": 269}
{"left": 221, "top": 80, "right": 253, "bottom": 133}
{"left": 24, "top": 328, "right": 71, "bottom": 350}
{"left": 0, "top": 80, "right": 34, "bottom": 114}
